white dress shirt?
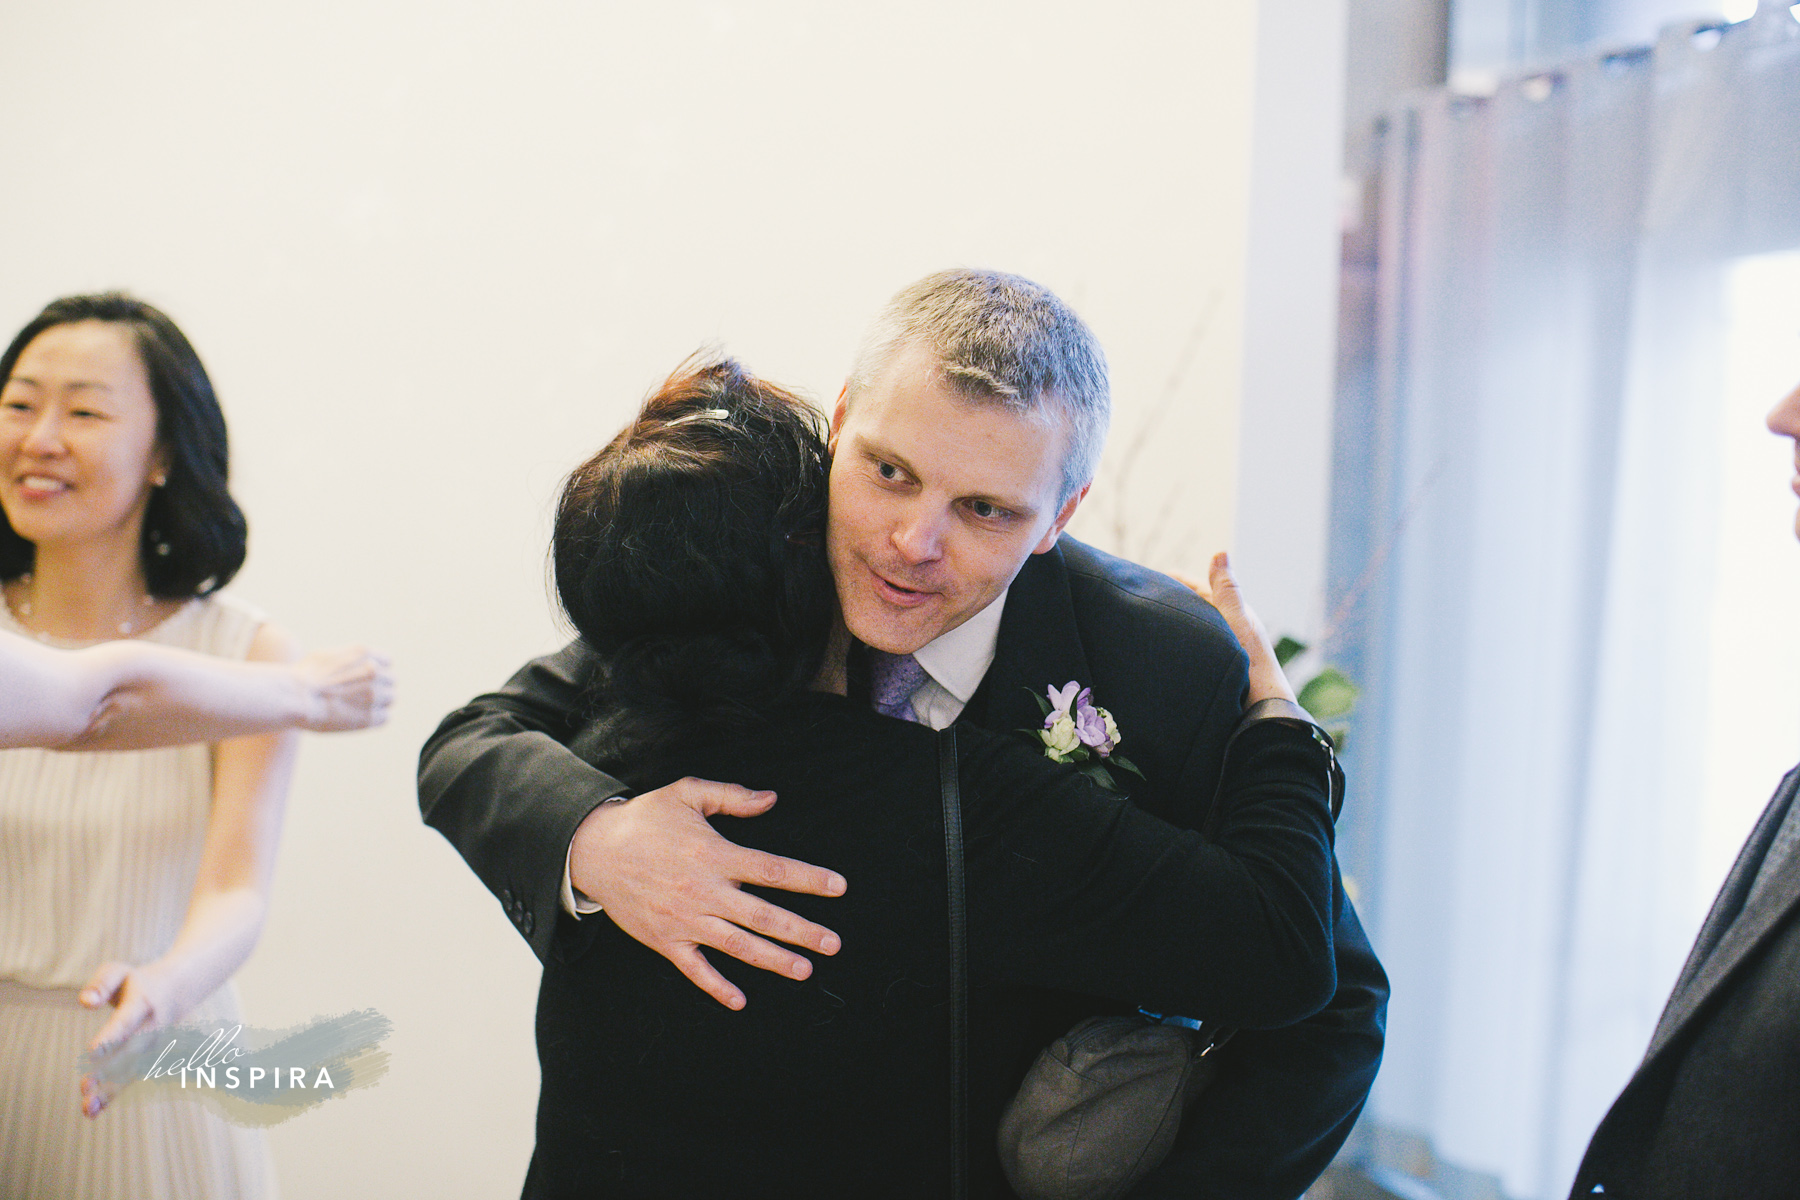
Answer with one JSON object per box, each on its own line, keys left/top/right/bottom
{"left": 562, "top": 589, "right": 1011, "bottom": 916}
{"left": 900, "top": 586, "right": 1007, "bottom": 730}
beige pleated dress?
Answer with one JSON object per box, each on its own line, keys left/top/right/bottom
{"left": 0, "top": 592, "right": 277, "bottom": 1200}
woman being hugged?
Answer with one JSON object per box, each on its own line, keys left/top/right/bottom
{"left": 0, "top": 293, "right": 289, "bottom": 1197}
{"left": 522, "top": 357, "right": 1339, "bottom": 1198}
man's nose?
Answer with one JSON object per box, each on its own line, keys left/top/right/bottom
{"left": 890, "top": 505, "right": 947, "bottom": 565}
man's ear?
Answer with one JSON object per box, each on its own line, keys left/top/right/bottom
{"left": 828, "top": 383, "right": 850, "bottom": 457}
{"left": 1032, "top": 482, "right": 1091, "bottom": 555}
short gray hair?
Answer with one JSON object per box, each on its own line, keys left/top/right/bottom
{"left": 846, "top": 268, "right": 1110, "bottom": 502}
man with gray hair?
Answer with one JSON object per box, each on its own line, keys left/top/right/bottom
{"left": 845, "top": 268, "right": 1112, "bottom": 499}
{"left": 421, "top": 267, "right": 1387, "bottom": 1198}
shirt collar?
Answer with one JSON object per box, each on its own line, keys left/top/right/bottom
{"left": 912, "top": 587, "right": 1008, "bottom": 704}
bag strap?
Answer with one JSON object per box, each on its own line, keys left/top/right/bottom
{"left": 938, "top": 725, "right": 969, "bottom": 1200}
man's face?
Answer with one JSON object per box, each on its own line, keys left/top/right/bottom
{"left": 827, "top": 341, "right": 1086, "bottom": 654}
{"left": 1769, "top": 377, "right": 1800, "bottom": 542}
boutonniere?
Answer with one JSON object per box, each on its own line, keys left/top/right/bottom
{"left": 1026, "top": 681, "right": 1146, "bottom": 793}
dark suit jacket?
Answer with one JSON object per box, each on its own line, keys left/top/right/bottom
{"left": 419, "top": 534, "right": 1389, "bottom": 1200}
{"left": 1568, "top": 765, "right": 1800, "bottom": 1200}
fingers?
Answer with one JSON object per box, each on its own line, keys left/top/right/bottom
{"left": 722, "top": 884, "right": 843, "bottom": 956}
{"left": 79, "top": 1049, "right": 133, "bottom": 1116}
{"left": 82, "top": 963, "right": 154, "bottom": 1059}
{"left": 1206, "top": 552, "right": 1298, "bottom": 705}
{"left": 659, "top": 777, "right": 779, "bottom": 819}
{"left": 570, "top": 781, "right": 849, "bottom": 1009}
{"left": 1207, "top": 552, "right": 1260, "bottom": 636}
{"left": 300, "top": 645, "right": 396, "bottom": 731}
{"left": 90, "top": 992, "right": 152, "bottom": 1059}
{"left": 1207, "top": 551, "right": 1242, "bottom": 611}
{"left": 80, "top": 1071, "right": 118, "bottom": 1118}
{"left": 666, "top": 945, "right": 748, "bottom": 1011}
{"left": 698, "top": 918, "right": 816, "bottom": 983}
{"left": 656, "top": 782, "right": 848, "bottom": 895}
{"left": 660, "top": 908, "right": 836, "bottom": 1011}
{"left": 79, "top": 962, "right": 129, "bottom": 1010}
{"left": 731, "top": 846, "right": 847, "bottom": 900}
{"left": 355, "top": 649, "right": 397, "bottom": 725}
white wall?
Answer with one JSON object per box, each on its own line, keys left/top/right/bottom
{"left": 1, "top": 3, "right": 1345, "bottom": 1193}
{"left": 1235, "top": 2, "right": 1352, "bottom": 648}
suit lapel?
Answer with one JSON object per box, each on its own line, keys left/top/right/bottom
{"left": 961, "top": 542, "right": 1094, "bottom": 738}
{"left": 1644, "top": 767, "right": 1800, "bottom": 1065}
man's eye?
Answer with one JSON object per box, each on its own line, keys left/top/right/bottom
{"left": 876, "top": 461, "right": 902, "bottom": 481}
{"left": 969, "top": 500, "right": 1006, "bottom": 521}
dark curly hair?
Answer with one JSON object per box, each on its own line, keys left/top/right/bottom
{"left": 0, "top": 292, "right": 247, "bottom": 597}
{"left": 553, "top": 354, "right": 835, "bottom": 756}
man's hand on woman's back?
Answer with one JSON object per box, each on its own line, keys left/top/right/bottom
{"left": 568, "top": 777, "right": 847, "bottom": 1010}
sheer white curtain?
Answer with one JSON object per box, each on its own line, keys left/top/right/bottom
{"left": 1328, "top": 6, "right": 1800, "bottom": 1197}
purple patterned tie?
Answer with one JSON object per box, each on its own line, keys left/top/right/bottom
{"left": 869, "top": 650, "right": 928, "bottom": 723}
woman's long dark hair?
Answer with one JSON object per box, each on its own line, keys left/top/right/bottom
{"left": 553, "top": 355, "right": 835, "bottom": 757}
{"left": 0, "top": 292, "right": 247, "bottom": 597}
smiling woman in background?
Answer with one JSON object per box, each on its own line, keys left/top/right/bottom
{"left": 0, "top": 293, "right": 298, "bottom": 1199}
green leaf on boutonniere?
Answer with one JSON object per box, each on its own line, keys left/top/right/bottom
{"left": 1110, "top": 755, "right": 1146, "bottom": 780}
{"left": 1078, "top": 763, "right": 1123, "bottom": 793}
{"left": 1029, "top": 687, "right": 1054, "bottom": 718}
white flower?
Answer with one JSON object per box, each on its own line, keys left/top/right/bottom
{"left": 1043, "top": 714, "right": 1080, "bottom": 758}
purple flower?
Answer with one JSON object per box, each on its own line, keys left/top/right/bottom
{"left": 1044, "top": 681, "right": 1082, "bottom": 729}
{"left": 1031, "top": 679, "right": 1137, "bottom": 788}
{"left": 1042, "top": 681, "right": 1121, "bottom": 757}
{"left": 1072, "top": 689, "right": 1118, "bottom": 756}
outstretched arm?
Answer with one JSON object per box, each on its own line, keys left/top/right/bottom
{"left": 1129, "top": 554, "right": 1387, "bottom": 1200}
{"left": 0, "top": 628, "right": 392, "bottom": 751}
{"left": 418, "top": 641, "right": 845, "bottom": 1006}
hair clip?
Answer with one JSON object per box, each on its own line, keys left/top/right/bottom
{"left": 664, "top": 408, "right": 731, "bottom": 428}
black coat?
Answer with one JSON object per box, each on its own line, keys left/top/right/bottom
{"left": 526, "top": 696, "right": 1339, "bottom": 1198}
{"left": 420, "top": 535, "right": 1389, "bottom": 1199}
{"left": 1568, "top": 765, "right": 1800, "bottom": 1200}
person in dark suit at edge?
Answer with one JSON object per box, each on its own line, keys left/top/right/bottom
{"left": 418, "top": 268, "right": 1389, "bottom": 1199}
{"left": 1569, "top": 375, "right": 1800, "bottom": 1200}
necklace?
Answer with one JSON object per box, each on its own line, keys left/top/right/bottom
{"left": 8, "top": 572, "right": 158, "bottom": 642}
